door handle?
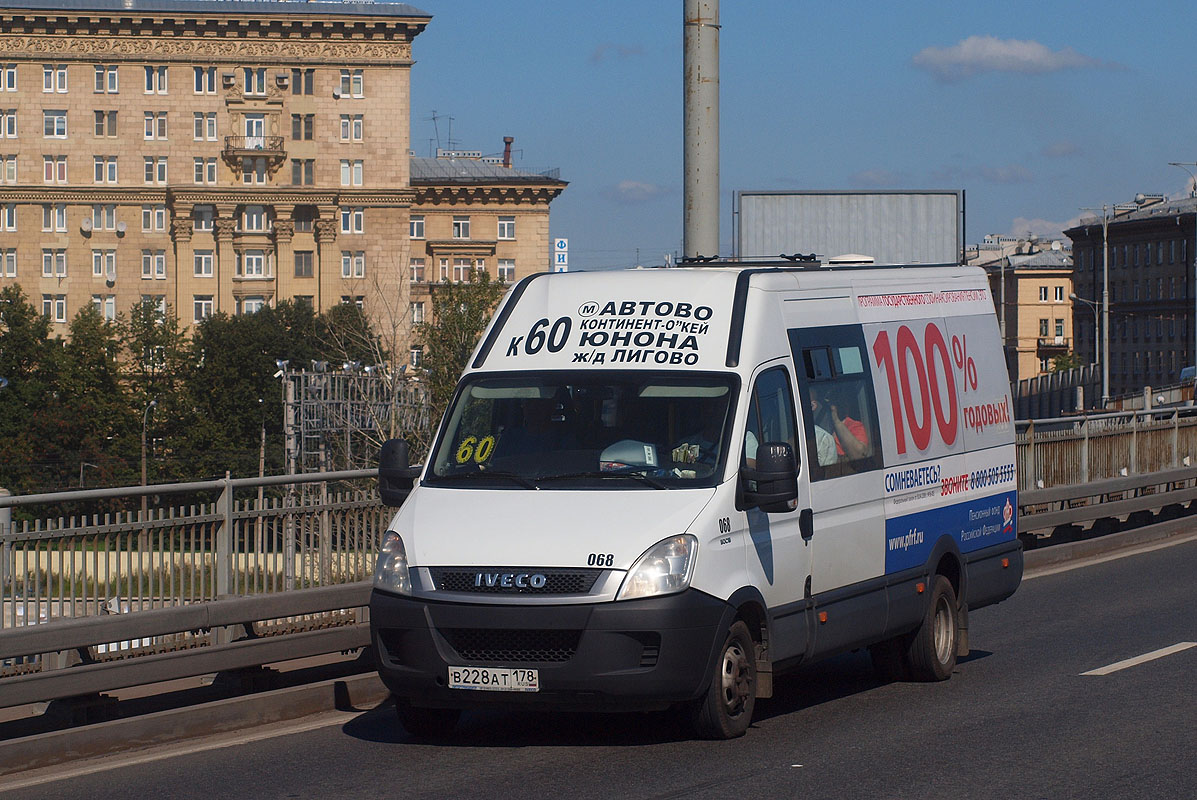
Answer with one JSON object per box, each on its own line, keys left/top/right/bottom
{"left": 799, "top": 508, "right": 813, "bottom": 541}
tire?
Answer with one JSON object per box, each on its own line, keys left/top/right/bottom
{"left": 395, "top": 699, "right": 461, "bottom": 740}
{"left": 905, "top": 575, "right": 959, "bottom": 682}
{"left": 691, "top": 621, "right": 757, "bottom": 739}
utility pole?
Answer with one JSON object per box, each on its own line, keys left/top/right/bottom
{"left": 683, "top": 0, "right": 719, "bottom": 260}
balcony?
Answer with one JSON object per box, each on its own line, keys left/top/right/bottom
{"left": 1037, "top": 336, "right": 1071, "bottom": 351}
{"left": 222, "top": 136, "right": 286, "bottom": 171}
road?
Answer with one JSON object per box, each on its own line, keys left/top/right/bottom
{"left": 4, "top": 537, "right": 1195, "bottom": 800}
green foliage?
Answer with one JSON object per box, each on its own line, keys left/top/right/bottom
{"left": 417, "top": 271, "right": 507, "bottom": 419}
{"left": 1050, "top": 351, "right": 1084, "bottom": 372}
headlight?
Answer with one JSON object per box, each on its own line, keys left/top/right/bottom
{"left": 373, "top": 530, "right": 412, "bottom": 595}
{"left": 616, "top": 534, "right": 697, "bottom": 601}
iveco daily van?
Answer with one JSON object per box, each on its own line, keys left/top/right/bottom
{"left": 370, "top": 260, "right": 1022, "bottom": 739}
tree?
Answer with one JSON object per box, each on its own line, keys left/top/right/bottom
{"left": 0, "top": 286, "right": 58, "bottom": 492}
{"left": 1051, "top": 352, "right": 1083, "bottom": 372}
{"left": 417, "top": 271, "right": 506, "bottom": 423}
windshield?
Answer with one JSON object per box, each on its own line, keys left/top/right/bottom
{"left": 426, "top": 371, "right": 739, "bottom": 489}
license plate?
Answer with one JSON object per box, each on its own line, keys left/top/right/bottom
{"left": 447, "top": 666, "right": 539, "bottom": 692}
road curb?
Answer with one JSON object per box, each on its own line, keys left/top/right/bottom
{"left": 1024, "top": 515, "right": 1197, "bottom": 569}
{"left": 0, "top": 672, "right": 389, "bottom": 778}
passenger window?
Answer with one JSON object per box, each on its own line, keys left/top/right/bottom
{"left": 788, "top": 326, "right": 883, "bottom": 480}
{"left": 742, "top": 367, "right": 798, "bottom": 469}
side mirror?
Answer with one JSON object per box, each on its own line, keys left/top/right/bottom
{"left": 740, "top": 441, "right": 799, "bottom": 513}
{"left": 379, "top": 438, "right": 418, "bottom": 507}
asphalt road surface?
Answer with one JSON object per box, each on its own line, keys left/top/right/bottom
{"left": 5, "top": 538, "right": 1195, "bottom": 800}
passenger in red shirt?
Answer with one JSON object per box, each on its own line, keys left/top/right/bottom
{"left": 810, "top": 393, "right": 869, "bottom": 461}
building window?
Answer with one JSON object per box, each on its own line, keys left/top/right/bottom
{"left": 41, "top": 203, "right": 66, "bottom": 232}
{"left": 1038, "top": 318, "right": 1049, "bottom": 337}
{"left": 1, "top": 203, "right": 15, "bottom": 230}
{"left": 2, "top": 248, "right": 16, "bottom": 277}
{"left": 338, "top": 69, "right": 363, "bottom": 98}
{"left": 498, "top": 216, "right": 516, "bottom": 240}
{"left": 193, "top": 205, "right": 214, "bottom": 232}
{"left": 342, "top": 295, "right": 364, "bottom": 309}
{"left": 452, "top": 216, "right": 470, "bottom": 239}
{"left": 1039, "top": 357, "right": 1050, "bottom": 372}
{"left": 92, "top": 294, "right": 116, "bottom": 321}
{"left": 242, "top": 205, "right": 268, "bottom": 232}
{"left": 293, "top": 206, "right": 314, "bottom": 233}
{"left": 142, "top": 204, "right": 167, "bottom": 232}
{"left": 42, "top": 294, "right": 67, "bottom": 322}
{"left": 291, "top": 113, "right": 314, "bottom": 141}
{"left": 194, "top": 66, "right": 216, "bottom": 94}
{"left": 409, "top": 258, "right": 425, "bottom": 283}
{"left": 43, "top": 64, "right": 67, "bottom": 93}
{"left": 1054, "top": 318, "right": 1064, "bottom": 338}
{"left": 193, "top": 112, "right": 216, "bottom": 141}
{"left": 340, "top": 114, "right": 363, "bottom": 141}
{"left": 92, "top": 204, "right": 116, "bottom": 230}
{"left": 143, "top": 156, "right": 167, "bottom": 184}
{"left": 1053, "top": 286, "right": 1063, "bottom": 302}
{"left": 290, "top": 158, "right": 314, "bottom": 186}
{"left": 1038, "top": 286, "right": 1048, "bottom": 302}
{"left": 144, "top": 65, "right": 167, "bottom": 94}
{"left": 452, "top": 258, "right": 472, "bottom": 282}
{"left": 44, "top": 155, "right": 67, "bottom": 183}
{"left": 93, "top": 155, "right": 117, "bottom": 183}
{"left": 294, "top": 250, "right": 314, "bottom": 278}
{"left": 241, "top": 157, "right": 267, "bottom": 185}
{"left": 141, "top": 249, "right": 166, "bottom": 279}
{"left": 409, "top": 346, "right": 422, "bottom": 368}
{"left": 291, "top": 68, "right": 314, "bottom": 95}
{"left": 340, "top": 159, "right": 363, "bottom": 186}
{"left": 439, "top": 257, "right": 449, "bottom": 281}
{"left": 194, "top": 250, "right": 214, "bottom": 277}
{"left": 42, "top": 248, "right": 67, "bottom": 277}
{"left": 240, "top": 249, "right": 267, "bottom": 277}
{"left": 194, "top": 295, "right": 214, "bottom": 322}
{"left": 339, "top": 206, "right": 364, "bottom": 234}
{"left": 1, "top": 109, "right": 15, "bottom": 138}
{"left": 411, "top": 301, "right": 425, "bottom": 324}
{"left": 407, "top": 216, "right": 425, "bottom": 240}
{"left": 240, "top": 296, "right": 266, "bottom": 315}
{"left": 2, "top": 64, "right": 17, "bottom": 92}
{"left": 1, "top": 154, "right": 14, "bottom": 183}
{"left": 294, "top": 295, "right": 313, "bottom": 309}
{"left": 43, "top": 110, "right": 67, "bottom": 138}
{"left": 194, "top": 157, "right": 217, "bottom": 184}
{"left": 498, "top": 258, "right": 516, "bottom": 282}
{"left": 94, "top": 65, "right": 119, "bottom": 93}
{"left": 243, "top": 67, "right": 266, "bottom": 96}
{"left": 143, "top": 111, "right": 167, "bottom": 140}
{"left": 341, "top": 251, "right": 365, "bottom": 278}
{"left": 94, "top": 110, "right": 117, "bottom": 137}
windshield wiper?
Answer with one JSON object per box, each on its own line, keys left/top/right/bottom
{"left": 535, "top": 470, "right": 668, "bottom": 489}
{"left": 433, "top": 470, "right": 537, "bottom": 489}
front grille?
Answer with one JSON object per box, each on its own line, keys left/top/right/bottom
{"left": 428, "top": 567, "right": 602, "bottom": 595}
{"left": 440, "top": 628, "right": 581, "bottom": 663}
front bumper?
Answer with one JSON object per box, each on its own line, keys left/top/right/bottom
{"left": 369, "top": 588, "right": 732, "bottom": 711}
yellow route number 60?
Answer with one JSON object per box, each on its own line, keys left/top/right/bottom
{"left": 455, "top": 435, "right": 495, "bottom": 465}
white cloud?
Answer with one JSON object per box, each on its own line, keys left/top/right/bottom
{"left": 1006, "top": 216, "right": 1082, "bottom": 240}
{"left": 849, "top": 168, "right": 907, "bottom": 188}
{"left": 912, "top": 36, "right": 1108, "bottom": 82}
{"left": 1041, "top": 141, "right": 1080, "bottom": 158}
{"left": 606, "top": 180, "right": 670, "bottom": 204}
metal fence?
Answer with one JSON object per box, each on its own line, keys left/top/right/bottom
{"left": 1, "top": 470, "right": 385, "bottom": 678}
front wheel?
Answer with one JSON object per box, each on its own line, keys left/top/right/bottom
{"left": 905, "top": 575, "right": 959, "bottom": 681}
{"left": 691, "top": 620, "right": 757, "bottom": 739}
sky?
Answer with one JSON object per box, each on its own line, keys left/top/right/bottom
{"left": 406, "top": 1, "right": 1197, "bottom": 271}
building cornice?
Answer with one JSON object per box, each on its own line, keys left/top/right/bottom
{"left": 414, "top": 184, "right": 565, "bottom": 206}
{"left": 0, "top": 13, "right": 424, "bottom": 64}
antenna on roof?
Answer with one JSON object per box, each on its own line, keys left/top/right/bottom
{"left": 779, "top": 253, "right": 818, "bottom": 262}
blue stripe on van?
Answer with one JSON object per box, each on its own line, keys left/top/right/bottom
{"left": 884, "top": 491, "right": 1017, "bottom": 574}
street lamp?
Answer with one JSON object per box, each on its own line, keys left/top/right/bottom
{"left": 141, "top": 399, "right": 157, "bottom": 500}
{"left": 1070, "top": 294, "right": 1101, "bottom": 407}
{"left": 79, "top": 461, "right": 100, "bottom": 488}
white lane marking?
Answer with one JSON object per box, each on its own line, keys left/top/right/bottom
{"left": 1081, "top": 642, "right": 1197, "bottom": 676}
{"left": 0, "top": 709, "right": 356, "bottom": 793}
{"left": 1024, "top": 529, "right": 1197, "bottom": 580}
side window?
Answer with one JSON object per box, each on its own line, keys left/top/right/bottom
{"left": 743, "top": 367, "right": 798, "bottom": 468}
{"left": 789, "top": 325, "right": 882, "bottom": 480}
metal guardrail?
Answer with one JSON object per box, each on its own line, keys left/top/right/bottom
{"left": 3, "top": 416, "right": 1197, "bottom": 713}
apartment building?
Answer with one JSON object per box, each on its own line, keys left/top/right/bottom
{"left": 0, "top": 0, "right": 430, "bottom": 331}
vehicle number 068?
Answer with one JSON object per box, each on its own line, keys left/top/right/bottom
{"left": 587, "top": 553, "right": 614, "bottom": 567}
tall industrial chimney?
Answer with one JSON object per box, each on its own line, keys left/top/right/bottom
{"left": 683, "top": 0, "right": 719, "bottom": 260}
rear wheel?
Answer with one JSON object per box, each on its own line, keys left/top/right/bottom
{"left": 691, "top": 621, "right": 757, "bottom": 739}
{"left": 905, "top": 575, "right": 959, "bottom": 681}
{"left": 395, "top": 699, "right": 461, "bottom": 740}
